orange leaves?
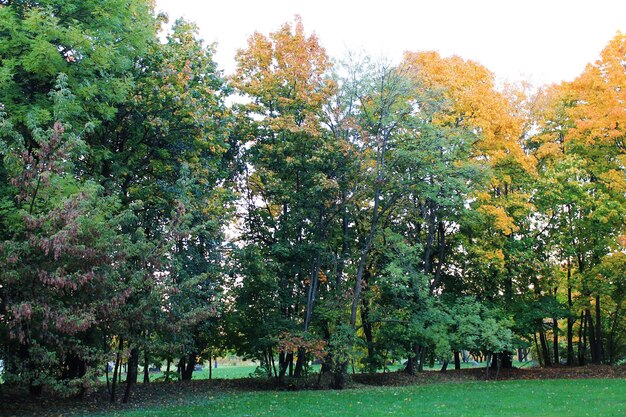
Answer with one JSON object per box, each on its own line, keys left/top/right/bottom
{"left": 534, "top": 141, "right": 563, "bottom": 161}
{"left": 232, "top": 16, "right": 335, "bottom": 136}
{"left": 402, "top": 51, "right": 537, "bottom": 243}
{"left": 599, "top": 169, "right": 626, "bottom": 192}
{"left": 477, "top": 204, "right": 519, "bottom": 235}
{"left": 566, "top": 33, "right": 626, "bottom": 152}
{"left": 401, "top": 51, "right": 532, "bottom": 175}
{"left": 276, "top": 331, "right": 327, "bottom": 360}
{"left": 537, "top": 34, "right": 626, "bottom": 225}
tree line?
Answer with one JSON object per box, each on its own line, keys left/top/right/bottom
{"left": 0, "top": 0, "right": 624, "bottom": 398}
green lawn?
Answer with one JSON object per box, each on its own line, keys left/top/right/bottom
{"left": 141, "top": 360, "right": 532, "bottom": 382}
{"left": 145, "top": 364, "right": 319, "bottom": 381}
{"left": 102, "top": 364, "right": 261, "bottom": 384}
{"left": 191, "top": 364, "right": 260, "bottom": 380}
{"left": 106, "top": 378, "right": 625, "bottom": 417}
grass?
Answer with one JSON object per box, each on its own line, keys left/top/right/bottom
{"left": 99, "top": 364, "right": 261, "bottom": 384}
{"left": 128, "top": 363, "right": 336, "bottom": 382}
{"left": 104, "top": 378, "right": 625, "bottom": 417}
{"left": 102, "top": 359, "right": 534, "bottom": 385}
{"left": 143, "top": 364, "right": 318, "bottom": 381}
{"left": 191, "top": 364, "right": 260, "bottom": 380}
{"left": 162, "top": 360, "right": 534, "bottom": 381}
{"left": 382, "top": 360, "right": 534, "bottom": 373}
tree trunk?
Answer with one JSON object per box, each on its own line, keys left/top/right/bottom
{"left": 418, "top": 347, "right": 426, "bottom": 372}
{"left": 110, "top": 337, "right": 123, "bottom": 403}
{"left": 62, "top": 352, "right": 87, "bottom": 397}
{"left": 503, "top": 352, "right": 513, "bottom": 368}
{"left": 494, "top": 354, "right": 502, "bottom": 380}
{"left": 539, "top": 330, "right": 552, "bottom": 366}
{"left": 106, "top": 362, "right": 111, "bottom": 395}
{"left": 566, "top": 298, "right": 574, "bottom": 365}
{"left": 304, "top": 252, "right": 322, "bottom": 332}
{"left": 165, "top": 358, "right": 172, "bottom": 382}
{"left": 351, "top": 240, "right": 375, "bottom": 327}
{"left": 123, "top": 347, "right": 139, "bottom": 403}
{"left": 177, "top": 357, "right": 186, "bottom": 381}
{"left": 294, "top": 347, "right": 306, "bottom": 378}
{"left": 553, "top": 316, "right": 560, "bottom": 365}
{"left": 430, "top": 221, "right": 447, "bottom": 292}
{"left": 423, "top": 208, "right": 435, "bottom": 277}
{"left": 454, "top": 351, "right": 461, "bottom": 370}
{"left": 607, "top": 303, "right": 622, "bottom": 364}
{"left": 331, "top": 361, "right": 347, "bottom": 389}
{"left": 361, "top": 301, "right": 374, "bottom": 371}
{"left": 595, "top": 295, "right": 603, "bottom": 363}
{"left": 262, "top": 349, "right": 270, "bottom": 378}
{"left": 336, "top": 188, "right": 349, "bottom": 291}
{"left": 491, "top": 351, "right": 512, "bottom": 369}
{"left": 405, "top": 345, "right": 420, "bottom": 375}
{"left": 143, "top": 350, "right": 150, "bottom": 384}
{"left": 208, "top": 353, "right": 212, "bottom": 381}
{"left": 518, "top": 348, "right": 529, "bottom": 362}
{"left": 533, "top": 333, "right": 543, "bottom": 367}
{"left": 351, "top": 171, "right": 383, "bottom": 326}
{"left": 578, "top": 310, "right": 586, "bottom": 366}
{"left": 181, "top": 353, "right": 196, "bottom": 381}
{"left": 126, "top": 347, "right": 139, "bottom": 384}
{"left": 270, "top": 348, "right": 277, "bottom": 378}
{"left": 278, "top": 351, "right": 289, "bottom": 385}
{"left": 405, "top": 356, "right": 415, "bottom": 375}
{"left": 566, "top": 260, "right": 575, "bottom": 365}
{"left": 586, "top": 308, "right": 600, "bottom": 364}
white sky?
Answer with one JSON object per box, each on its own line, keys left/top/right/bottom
{"left": 155, "top": 0, "right": 626, "bottom": 86}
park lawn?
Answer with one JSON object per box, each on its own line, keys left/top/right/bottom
{"left": 192, "top": 364, "right": 259, "bottom": 380}
{"left": 110, "top": 360, "right": 532, "bottom": 384}
{"left": 383, "top": 360, "right": 534, "bottom": 373}
{"left": 101, "top": 364, "right": 261, "bottom": 384}
{"left": 143, "top": 364, "right": 319, "bottom": 381}
{"left": 131, "top": 363, "right": 327, "bottom": 382}
{"left": 107, "top": 378, "right": 625, "bottom": 417}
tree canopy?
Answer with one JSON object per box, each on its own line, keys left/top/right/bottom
{"left": 0, "top": 2, "right": 624, "bottom": 398}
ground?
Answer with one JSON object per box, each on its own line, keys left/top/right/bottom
{"left": 1, "top": 365, "right": 624, "bottom": 416}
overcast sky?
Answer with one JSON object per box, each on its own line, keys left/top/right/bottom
{"left": 155, "top": 0, "right": 626, "bottom": 86}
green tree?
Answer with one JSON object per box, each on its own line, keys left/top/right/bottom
{"left": 0, "top": 78, "right": 144, "bottom": 396}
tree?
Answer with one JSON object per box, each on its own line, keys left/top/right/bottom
{"left": 530, "top": 33, "right": 626, "bottom": 365}
{"left": 399, "top": 51, "right": 532, "bottom": 368}
{"left": 1, "top": 2, "right": 236, "bottom": 398}
{"left": 0, "top": 0, "right": 156, "bottom": 141}
{"left": 0, "top": 78, "right": 143, "bottom": 395}
{"left": 100, "top": 19, "right": 235, "bottom": 389}
{"left": 231, "top": 16, "right": 339, "bottom": 380}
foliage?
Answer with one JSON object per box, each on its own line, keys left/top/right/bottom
{"left": 1, "top": 3, "right": 626, "bottom": 399}
{"left": 0, "top": 77, "right": 142, "bottom": 395}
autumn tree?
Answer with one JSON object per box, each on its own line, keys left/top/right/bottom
{"left": 231, "top": 16, "right": 340, "bottom": 380}
{"left": 531, "top": 33, "right": 626, "bottom": 365}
